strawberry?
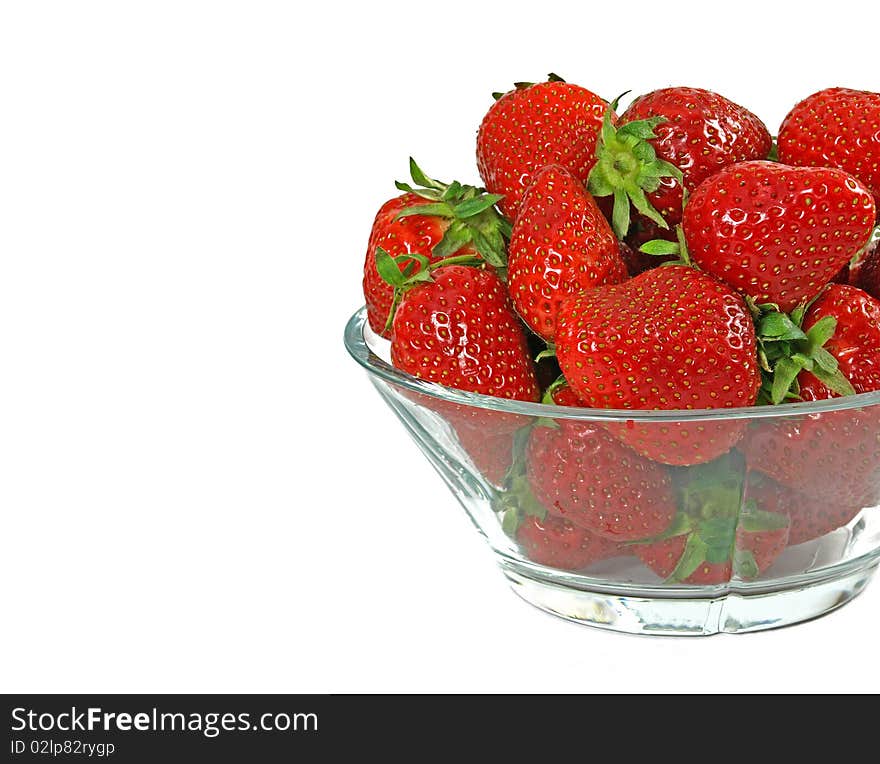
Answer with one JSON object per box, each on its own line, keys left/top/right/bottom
{"left": 507, "top": 166, "right": 627, "bottom": 342}
{"left": 526, "top": 384, "right": 676, "bottom": 541}
{"left": 515, "top": 513, "right": 624, "bottom": 571}
{"left": 633, "top": 454, "right": 789, "bottom": 583}
{"left": 363, "top": 159, "right": 510, "bottom": 336}
{"left": 743, "top": 471, "right": 862, "bottom": 547}
{"left": 588, "top": 87, "right": 771, "bottom": 238}
{"left": 500, "top": 412, "right": 626, "bottom": 571}
{"left": 681, "top": 160, "right": 876, "bottom": 313}
{"left": 555, "top": 266, "right": 761, "bottom": 465}
{"left": 476, "top": 75, "right": 609, "bottom": 220}
{"left": 388, "top": 265, "right": 540, "bottom": 403}
{"left": 454, "top": 421, "right": 516, "bottom": 488}
{"left": 778, "top": 87, "right": 880, "bottom": 208}
{"left": 798, "top": 284, "right": 880, "bottom": 399}
{"left": 742, "top": 285, "right": 880, "bottom": 508}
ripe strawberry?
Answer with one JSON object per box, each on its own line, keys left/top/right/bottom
{"left": 779, "top": 87, "right": 880, "bottom": 208}
{"left": 682, "top": 161, "right": 876, "bottom": 312}
{"left": 389, "top": 265, "right": 540, "bottom": 403}
{"left": 742, "top": 284, "right": 880, "bottom": 509}
{"left": 476, "top": 75, "right": 609, "bottom": 220}
{"left": 743, "top": 471, "right": 862, "bottom": 547}
{"left": 515, "top": 513, "right": 624, "bottom": 571}
{"left": 526, "top": 384, "right": 676, "bottom": 541}
{"left": 363, "top": 159, "right": 509, "bottom": 336}
{"left": 798, "top": 284, "right": 880, "bottom": 399}
{"left": 555, "top": 266, "right": 761, "bottom": 465}
{"left": 633, "top": 454, "right": 789, "bottom": 583}
{"left": 454, "top": 421, "right": 516, "bottom": 488}
{"left": 588, "top": 87, "right": 771, "bottom": 238}
{"left": 507, "top": 166, "right": 627, "bottom": 342}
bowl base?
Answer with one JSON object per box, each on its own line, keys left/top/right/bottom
{"left": 502, "top": 561, "right": 877, "bottom": 636}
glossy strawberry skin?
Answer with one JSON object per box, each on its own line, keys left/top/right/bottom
{"left": 516, "top": 513, "right": 623, "bottom": 570}
{"left": 622, "top": 87, "right": 772, "bottom": 228}
{"left": 683, "top": 161, "right": 876, "bottom": 313}
{"left": 507, "top": 166, "right": 627, "bottom": 342}
{"left": 363, "top": 194, "right": 471, "bottom": 336}
{"left": 555, "top": 266, "right": 760, "bottom": 465}
{"left": 779, "top": 87, "right": 880, "bottom": 208}
{"left": 526, "top": 385, "right": 676, "bottom": 541}
{"left": 477, "top": 81, "right": 610, "bottom": 220}
{"left": 390, "top": 266, "right": 540, "bottom": 403}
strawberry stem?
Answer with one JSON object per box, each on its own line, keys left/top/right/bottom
{"left": 751, "top": 296, "right": 856, "bottom": 405}
{"left": 587, "top": 102, "right": 685, "bottom": 239}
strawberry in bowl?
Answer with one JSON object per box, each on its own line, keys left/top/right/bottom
{"left": 347, "top": 79, "right": 880, "bottom": 636}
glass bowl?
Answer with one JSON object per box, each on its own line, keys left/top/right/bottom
{"left": 344, "top": 307, "right": 880, "bottom": 636}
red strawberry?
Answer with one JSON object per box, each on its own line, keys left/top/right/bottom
{"left": 682, "top": 160, "right": 876, "bottom": 313}
{"left": 507, "top": 166, "right": 627, "bottom": 342}
{"left": 588, "top": 87, "right": 771, "bottom": 238}
{"left": 779, "top": 87, "right": 880, "bottom": 208}
{"left": 454, "top": 421, "right": 516, "bottom": 488}
{"left": 363, "top": 159, "right": 509, "bottom": 336}
{"left": 476, "top": 75, "right": 609, "bottom": 220}
{"left": 526, "top": 384, "right": 676, "bottom": 541}
{"left": 743, "top": 471, "right": 862, "bottom": 547}
{"left": 742, "top": 407, "right": 880, "bottom": 511}
{"left": 634, "top": 454, "right": 788, "bottom": 583}
{"left": 515, "top": 513, "right": 623, "bottom": 571}
{"left": 389, "top": 265, "right": 540, "bottom": 403}
{"left": 742, "top": 284, "right": 880, "bottom": 509}
{"left": 799, "top": 284, "right": 880, "bottom": 399}
{"left": 555, "top": 266, "right": 761, "bottom": 465}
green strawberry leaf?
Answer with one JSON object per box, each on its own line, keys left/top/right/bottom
{"left": 639, "top": 240, "right": 681, "bottom": 256}
{"left": 733, "top": 549, "right": 760, "bottom": 580}
{"left": 395, "top": 202, "right": 456, "bottom": 220}
{"left": 810, "top": 365, "right": 856, "bottom": 398}
{"left": 454, "top": 194, "right": 505, "bottom": 219}
{"left": 666, "top": 533, "right": 708, "bottom": 583}
{"left": 374, "top": 247, "right": 408, "bottom": 288}
{"left": 408, "top": 156, "right": 444, "bottom": 191}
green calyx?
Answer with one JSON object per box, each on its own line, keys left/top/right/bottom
{"left": 393, "top": 157, "right": 511, "bottom": 268}
{"left": 750, "top": 296, "right": 856, "bottom": 405}
{"left": 375, "top": 247, "right": 485, "bottom": 333}
{"left": 500, "top": 426, "right": 548, "bottom": 535}
{"left": 587, "top": 96, "right": 685, "bottom": 239}
{"left": 632, "top": 452, "right": 783, "bottom": 583}
{"left": 638, "top": 224, "right": 693, "bottom": 268}
{"left": 493, "top": 72, "right": 566, "bottom": 100}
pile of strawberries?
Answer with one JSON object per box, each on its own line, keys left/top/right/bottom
{"left": 360, "top": 78, "right": 880, "bottom": 584}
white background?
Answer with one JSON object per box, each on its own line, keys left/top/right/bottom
{"left": 1, "top": 1, "right": 878, "bottom": 693}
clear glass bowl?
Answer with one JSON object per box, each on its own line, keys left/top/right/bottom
{"left": 344, "top": 307, "right": 880, "bottom": 636}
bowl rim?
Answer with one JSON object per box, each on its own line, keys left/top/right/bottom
{"left": 344, "top": 306, "right": 880, "bottom": 422}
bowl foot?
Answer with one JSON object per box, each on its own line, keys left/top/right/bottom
{"left": 501, "top": 561, "right": 877, "bottom": 636}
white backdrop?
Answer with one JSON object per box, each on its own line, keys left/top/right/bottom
{"left": 1, "top": 1, "right": 878, "bottom": 693}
